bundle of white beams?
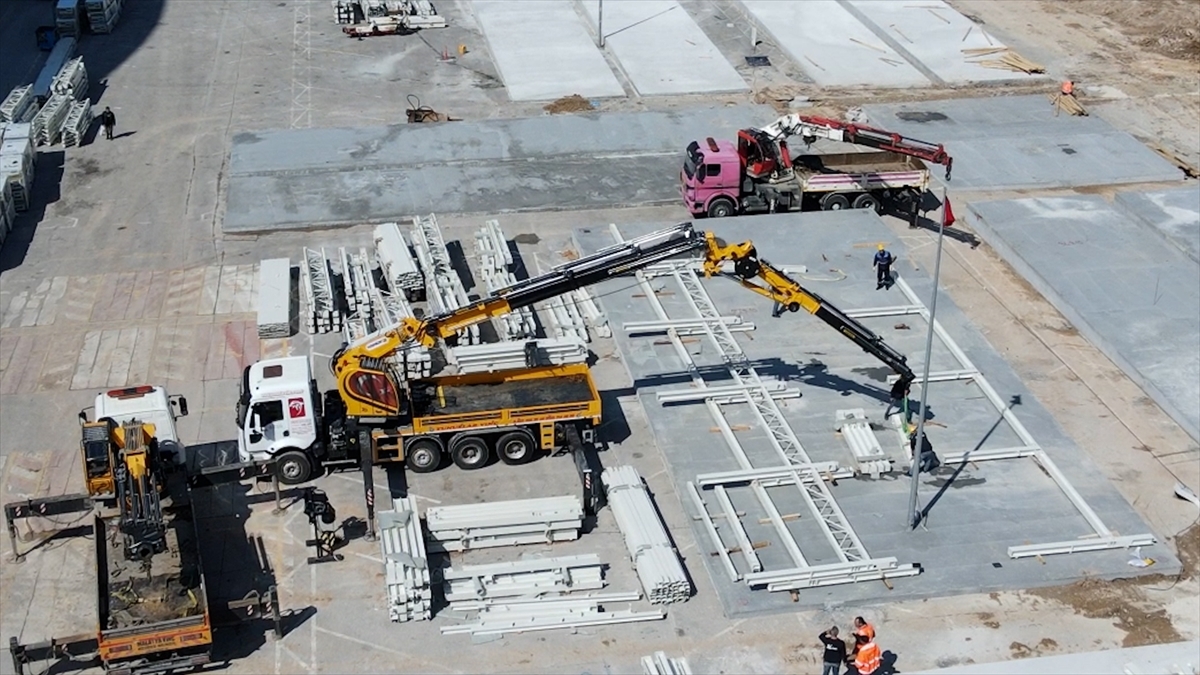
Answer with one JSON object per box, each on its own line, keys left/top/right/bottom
{"left": 60, "top": 99, "right": 92, "bottom": 148}
{"left": 257, "top": 258, "right": 291, "bottom": 339}
{"left": 475, "top": 219, "right": 536, "bottom": 340}
{"left": 642, "top": 652, "right": 693, "bottom": 675}
{"left": 448, "top": 337, "right": 587, "bottom": 374}
{"left": 410, "top": 213, "right": 478, "bottom": 344}
{"left": 0, "top": 86, "right": 37, "bottom": 124}
{"left": 441, "top": 554, "right": 605, "bottom": 602}
{"left": 601, "top": 465, "right": 691, "bottom": 605}
{"left": 32, "top": 94, "right": 70, "bottom": 146}
{"left": 373, "top": 222, "right": 423, "bottom": 296}
{"left": 379, "top": 497, "right": 432, "bottom": 622}
{"left": 302, "top": 247, "right": 341, "bottom": 334}
{"left": 85, "top": 0, "right": 124, "bottom": 34}
{"left": 440, "top": 592, "right": 664, "bottom": 636}
{"left": 836, "top": 408, "right": 892, "bottom": 479}
{"left": 424, "top": 496, "right": 583, "bottom": 552}
{"left": 51, "top": 57, "right": 88, "bottom": 100}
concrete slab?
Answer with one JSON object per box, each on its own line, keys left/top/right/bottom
{"left": 470, "top": 0, "right": 625, "bottom": 102}
{"left": 223, "top": 105, "right": 773, "bottom": 232}
{"left": 578, "top": 0, "right": 748, "bottom": 96}
{"left": 741, "top": 0, "right": 928, "bottom": 88}
{"left": 863, "top": 96, "right": 1184, "bottom": 190}
{"left": 575, "top": 210, "right": 1176, "bottom": 617}
{"left": 968, "top": 195, "right": 1200, "bottom": 443}
{"left": 1114, "top": 185, "right": 1200, "bottom": 263}
{"left": 913, "top": 640, "right": 1200, "bottom": 674}
{"left": 843, "top": 0, "right": 1037, "bottom": 85}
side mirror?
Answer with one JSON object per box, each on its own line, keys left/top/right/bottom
{"left": 249, "top": 431, "right": 263, "bottom": 444}
{"left": 174, "top": 396, "right": 189, "bottom": 418}
{"left": 78, "top": 410, "right": 88, "bottom": 424}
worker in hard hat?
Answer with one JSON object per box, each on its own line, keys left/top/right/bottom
{"left": 873, "top": 244, "right": 895, "bottom": 290}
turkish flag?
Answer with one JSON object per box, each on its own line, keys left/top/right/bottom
{"left": 943, "top": 196, "right": 957, "bottom": 228}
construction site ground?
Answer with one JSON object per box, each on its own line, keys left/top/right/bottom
{"left": 1, "top": 0, "right": 1197, "bottom": 673}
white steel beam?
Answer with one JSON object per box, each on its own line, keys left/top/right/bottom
{"left": 1008, "top": 534, "right": 1157, "bottom": 559}
{"left": 686, "top": 482, "right": 740, "bottom": 582}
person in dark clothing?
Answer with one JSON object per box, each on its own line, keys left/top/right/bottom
{"left": 100, "top": 107, "right": 116, "bottom": 140}
{"left": 910, "top": 429, "right": 941, "bottom": 473}
{"left": 819, "top": 626, "right": 847, "bottom": 675}
{"left": 873, "top": 244, "right": 895, "bottom": 290}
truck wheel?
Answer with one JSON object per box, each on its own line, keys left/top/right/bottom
{"left": 275, "top": 450, "right": 313, "bottom": 485}
{"left": 496, "top": 430, "right": 537, "bottom": 465}
{"left": 450, "top": 434, "right": 490, "bottom": 470}
{"left": 707, "top": 198, "right": 735, "bottom": 218}
{"left": 852, "top": 193, "right": 880, "bottom": 212}
{"left": 405, "top": 437, "right": 442, "bottom": 473}
{"left": 820, "top": 194, "right": 849, "bottom": 211}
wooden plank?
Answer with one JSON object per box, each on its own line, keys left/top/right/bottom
{"left": 197, "top": 265, "right": 222, "bottom": 316}
{"left": 35, "top": 276, "right": 70, "bottom": 326}
{"left": 87, "top": 330, "right": 120, "bottom": 389}
{"left": 123, "top": 271, "right": 155, "bottom": 321}
{"left": 126, "top": 326, "right": 158, "bottom": 385}
{"left": 71, "top": 330, "right": 102, "bottom": 390}
{"left": 106, "top": 327, "right": 139, "bottom": 387}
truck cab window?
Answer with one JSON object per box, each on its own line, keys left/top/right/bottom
{"left": 705, "top": 164, "right": 721, "bottom": 177}
{"left": 253, "top": 400, "right": 284, "bottom": 427}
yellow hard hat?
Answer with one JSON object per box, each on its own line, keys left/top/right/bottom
{"left": 877, "top": 243, "right": 885, "bottom": 251}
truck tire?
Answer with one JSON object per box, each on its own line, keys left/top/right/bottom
{"left": 496, "top": 429, "right": 537, "bottom": 465}
{"left": 707, "top": 198, "right": 735, "bottom": 218}
{"left": 450, "top": 434, "right": 490, "bottom": 470}
{"left": 275, "top": 450, "right": 313, "bottom": 485}
{"left": 852, "top": 193, "right": 880, "bottom": 212}
{"left": 820, "top": 193, "right": 849, "bottom": 211}
{"left": 405, "top": 436, "right": 443, "bottom": 473}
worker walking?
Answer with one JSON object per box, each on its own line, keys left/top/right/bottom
{"left": 819, "top": 626, "right": 847, "bottom": 675}
{"left": 873, "top": 244, "right": 895, "bottom": 290}
{"left": 851, "top": 633, "right": 883, "bottom": 675}
{"left": 100, "top": 106, "right": 117, "bottom": 140}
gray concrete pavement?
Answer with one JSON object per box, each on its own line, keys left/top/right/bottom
{"left": 1115, "top": 185, "right": 1200, "bottom": 263}
{"left": 967, "top": 194, "right": 1200, "bottom": 443}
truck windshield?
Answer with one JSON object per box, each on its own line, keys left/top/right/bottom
{"left": 236, "top": 367, "right": 251, "bottom": 429}
{"left": 683, "top": 141, "right": 702, "bottom": 180}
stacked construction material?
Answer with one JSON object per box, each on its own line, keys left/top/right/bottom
{"left": 602, "top": 466, "right": 691, "bottom": 605}
{"left": 56, "top": 0, "right": 83, "bottom": 38}
{"left": 410, "top": 213, "right": 478, "bottom": 344}
{"left": 379, "top": 497, "right": 432, "bottom": 622}
{"left": 373, "top": 222, "right": 423, "bottom": 298}
{"left": 51, "top": 57, "right": 88, "bottom": 101}
{"left": 33, "top": 37, "right": 76, "bottom": 100}
{"left": 475, "top": 219, "right": 536, "bottom": 340}
{"left": 424, "top": 496, "right": 583, "bottom": 552}
{"left": 964, "top": 47, "right": 1045, "bottom": 74}
{"left": 301, "top": 247, "right": 342, "bottom": 334}
{"left": 0, "top": 182, "right": 14, "bottom": 248}
{"left": 448, "top": 338, "right": 588, "bottom": 375}
{"left": 1, "top": 128, "right": 35, "bottom": 213}
{"left": 85, "top": 0, "right": 124, "bottom": 34}
{"left": 441, "top": 554, "right": 605, "bottom": 602}
{"left": 1, "top": 86, "right": 38, "bottom": 124}
{"left": 257, "top": 258, "right": 292, "bottom": 339}
{"left": 642, "top": 652, "right": 693, "bottom": 675}
{"left": 334, "top": 0, "right": 446, "bottom": 28}
{"left": 32, "top": 94, "right": 71, "bottom": 146}
{"left": 60, "top": 99, "right": 92, "bottom": 147}
{"left": 440, "top": 592, "right": 664, "bottom": 637}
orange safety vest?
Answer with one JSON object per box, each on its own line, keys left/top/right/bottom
{"left": 855, "top": 622, "right": 876, "bottom": 641}
{"left": 854, "top": 641, "right": 882, "bottom": 675}
{"left": 1061, "top": 80, "right": 1074, "bottom": 95}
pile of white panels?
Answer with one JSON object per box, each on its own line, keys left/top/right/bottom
{"left": 440, "top": 592, "right": 664, "bottom": 637}
{"left": 85, "top": 0, "right": 125, "bottom": 33}
{"left": 0, "top": 182, "right": 14, "bottom": 248}
{"left": 642, "top": 652, "right": 693, "bottom": 675}
{"left": 379, "top": 497, "right": 432, "bottom": 622}
{"left": 410, "top": 213, "right": 478, "bottom": 344}
{"left": 442, "top": 554, "right": 605, "bottom": 602}
{"left": 1, "top": 126, "right": 35, "bottom": 213}
{"left": 33, "top": 38, "right": 76, "bottom": 100}
{"left": 602, "top": 466, "right": 691, "bottom": 605}
{"left": 425, "top": 496, "right": 583, "bottom": 552}
{"left": 448, "top": 337, "right": 588, "bottom": 374}
{"left": 373, "top": 222, "right": 423, "bottom": 297}
{"left": 32, "top": 94, "right": 71, "bottom": 146}
{"left": 475, "top": 219, "right": 537, "bottom": 340}
{"left": 0, "top": 86, "right": 38, "bottom": 124}
{"left": 257, "top": 258, "right": 292, "bottom": 339}
{"left": 302, "top": 247, "right": 342, "bottom": 333}
{"left": 51, "top": 57, "right": 88, "bottom": 101}
{"left": 60, "top": 99, "right": 92, "bottom": 148}
{"left": 836, "top": 408, "right": 892, "bottom": 479}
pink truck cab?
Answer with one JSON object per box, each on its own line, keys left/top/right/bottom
{"left": 681, "top": 138, "right": 743, "bottom": 218}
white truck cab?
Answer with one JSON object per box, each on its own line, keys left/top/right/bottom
{"left": 88, "top": 385, "right": 189, "bottom": 464}
{"left": 237, "top": 357, "right": 320, "bottom": 481}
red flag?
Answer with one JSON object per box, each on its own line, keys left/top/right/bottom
{"left": 942, "top": 196, "right": 957, "bottom": 228}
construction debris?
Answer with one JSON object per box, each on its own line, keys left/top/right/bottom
{"left": 1049, "top": 92, "right": 1088, "bottom": 117}
{"left": 257, "top": 258, "right": 292, "bottom": 339}
{"left": 963, "top": 47, "right": 1045, "bottom": 74}
{"left": 441, "top": 554, "right": 606, "bottom": 602}
{"left": 602, "top": 466, "right": 692, "bottom": 605}
{"left": 642, "top": 652, "right": 693, "bottom": 675}
{"left": 544, "top": 95, "right": 595, "bottom": 115}
{"left": 380, "top": 497, "right": 432, "bottom": 622}
{"left": 424, "top": 496, "right": 584, "bottom": 552}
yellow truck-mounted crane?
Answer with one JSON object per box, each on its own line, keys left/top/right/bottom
{"left": 236, "top": 222, "right": 915, "bottom": 486}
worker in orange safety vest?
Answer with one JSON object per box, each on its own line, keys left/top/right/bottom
{"left": 852, "top": 633, "right": 882, "bottom": 675}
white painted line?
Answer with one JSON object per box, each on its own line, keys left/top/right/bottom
{"left": 72, "top": 331, "right": 102, "bottom": 390}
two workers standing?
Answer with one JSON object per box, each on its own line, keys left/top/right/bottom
{"left": 819, "top": 617, "right": 883, "bottom": 675}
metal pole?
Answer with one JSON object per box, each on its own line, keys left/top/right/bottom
{"left": 598, "top": 0, "right": 604, "bottom": 48}
{"left": 907, "top": 187, "right": 948, "bottom": 530}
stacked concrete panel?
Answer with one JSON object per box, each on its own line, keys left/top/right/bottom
{"left": 60, "top": 99, "right": 92, "bottom": 147}
{"left": 85, "top": 0, "right": 125, "bottom": 33}
{"left": 424, "top": 496, "right": 583, "bottom": 552}
{"left": 602, "top": 465, "right": 691, "bottom": 605}
{"left": 32, "top": 94, "right": 71, "bottom": 146}
{"left": 441, "top": 554, "right": 605, "bottom": 602}
{"left": 257, "top": 258, "right": 292, "bottom": 339}
{"left": 1, "top": 86, "right": 38, "bottom": 124}
{"left": 51, "top": 57, "right": 88, "bottom": 101}
{"left": 380, "top": 497, "right": 432, "bottom": 622}
{"left": 33, "top": 38, "right": 76, "bottom": 100}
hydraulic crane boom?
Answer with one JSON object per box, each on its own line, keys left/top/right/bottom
{"left": 756, "top": 113, "right": 953, "bottom": 180}
{"left": 332, "top": 222, "right": 914, "bottom": 410}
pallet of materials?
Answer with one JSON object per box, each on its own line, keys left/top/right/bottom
{"left": 60, "top": 99, "right": 92, "bottom": 147}
{"left": 31, "top": 94, "right": 71, "bottom": 146}
{"left": 424, "top": 496, "right": 584, "bottom": 552}
{"left": 85, "top": 0, "right": 125, "bottom": 34}
{"left": 0, "top": 86, "right": 39, "bottom": 124}
{"left": 441, "top": 554, "right": 606, "bottom": 602}
{"left": 602, "top": 465, "right": 692, "bottom": 605}
{"left": 373, "top": 222, "right": 423, "bottom": 297}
